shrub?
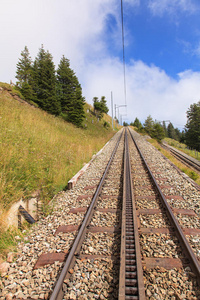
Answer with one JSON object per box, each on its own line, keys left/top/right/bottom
{"left": 103, "top": 121, "right": 110, "bottom": 129}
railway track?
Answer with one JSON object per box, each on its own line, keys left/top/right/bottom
{"left": 1, "top": 128, "right": 200, "bottom": 299}
{"left": 128, "top": 128, "right": 200, "bottom": 299}
{"left": 49, "top": 129, "right": 124, "bottom": 299}
{"left": 162, "top": 142, "right": 200, "bottom": 173}
{"left": 119, "top": 129, "right": 145, "bottom": 299}
{"left": 50, "top": 128, "right": 199, "bottom": 299}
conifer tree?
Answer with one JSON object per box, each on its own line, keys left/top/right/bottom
{"left": 66, "top": 85, "right": 85, "bottom": 127}
{"left": 93, "top": 96, "right": 109, "bottom": 120}
{"left": 57, "top": 55, "right": 85, "bottom": 126}
{"left": 100, "top": 96, "right": 109, "bottom": 115}
{"left": 32, "top": 45, "right": 61, "bottom": 115}
{"left": 167, "top": 122, "right": 176, "bottom": 139}
{"left": 185, "top": 101, "right": 200, "bottom": 151}
{"left": 93, "top": 97, "right": 98, "bottom": 114}
{"left": 152, "top": 123, "right": 165, "bottom": 142}
{"left": 162, "top": 121, "right": 168, "bottom": 137}
{"left": 15, "top": 46, "right": 34, "bottom": 99}
{"left": 143, "top": 115, "right": 154, "bottom": 135}
{"left": 132, "top": 117, "right": 142, "bottom": 130}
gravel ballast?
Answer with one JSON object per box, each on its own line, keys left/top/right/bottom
{"left": 1, "top": 128, "right": 200, "bottom": 299}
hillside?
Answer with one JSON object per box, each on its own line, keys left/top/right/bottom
{"left": 0, "top": 83, "right": 118, "bottom": 217}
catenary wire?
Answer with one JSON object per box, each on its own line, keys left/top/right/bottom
{"left": 121, "top": 0, "right": 127, "bottom": 106}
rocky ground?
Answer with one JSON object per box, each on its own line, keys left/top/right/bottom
{"left": 129, "top": 128, "right": 200, "bottom": 300}
{"left": 0, "top": 130, "right": 123, "bottom": 299}
{"left": 0, "top": 128, "right": 200, "bottom": 299}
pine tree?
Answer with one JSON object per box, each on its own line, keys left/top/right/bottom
{"left": 16, "top": 46, "right": 32, "bottom": 85}
{"left": 15, "top": 46, "right": 34, "bottom": 99}
{"left": 57, "top": 56, "right": 75, "bottom": 111}
{"left": 132, "top": 117, "right": 142, "bottom": 130}
{"left": 93, "top": 97, "right": 99, "bottom": 114}
{"left": 32, "top": 45, "right": 61, "bottom": 115}
{"left": 152, "top": 123, "right": 165, "bottom": 142}
{"left": 67, "top": 85, "right": 85, "bottom": 127}
{"left": 57, "top": 55, "right": 85, "bottom": 126}
{"left": 167, "top": 123, "right": 175, "bottom": 139}
{"left": 162, "top": 121, "right": 168, "bottom": 137}
{"left": 185, "top": 101, "right": 200, "bottom": 151}
{"left": 93, "top": 96, "right": 109, "bottom": 120}
{"left": 144, "top": 115, "right": 154, "bottom": 135}
{"left": 100, "top": 96, "right": 109, "bottom": 114}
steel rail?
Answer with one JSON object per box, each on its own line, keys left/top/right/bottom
{"left": 164, "top": 144, "right": 200, "bottom": 172}
{"left": 119, "top": 129, "right": 145, "bottom": 299}
{"left": 129, "top": 128, "right": 200, "bottom": 284}
{"left": 49, "top": 129, "right": 124, "bottom": 300}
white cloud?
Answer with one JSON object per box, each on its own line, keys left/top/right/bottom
{"left": 148, "top": 0, "right": 198, "bottom": 16}
{"left": 177, "top": 39, "right": 200, "bottom": 59}
{"left": 1, "top": 0, "right": 200, "bottom": 129}
{"left": 81, "top": 59, "right": 200, "bottom": 128}
{"left": 0, "top": 0, "right": 118, "bottom": 82}
{"left": 194, "top": 42, "right": 200, "bottom": 57}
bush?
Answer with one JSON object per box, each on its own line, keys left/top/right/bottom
{"left": 103, "top": 121, "right": 110, "bottom": 129}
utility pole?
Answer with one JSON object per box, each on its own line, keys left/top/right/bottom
{"left": 121, "top": 114, "right": 127, "bottom": 126}
{"left": 115, "top": 104, "right": 127, "bottom": 123}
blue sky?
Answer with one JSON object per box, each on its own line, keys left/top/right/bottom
{"left": 1, "top": 0, "right": 200, "bottom": 129}
{"left": 122, "top": 0, "right": 200, "bottom": 77}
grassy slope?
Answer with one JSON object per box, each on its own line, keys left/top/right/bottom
{"left": 0, "top": 84, "right": 118, "bottom": 214}
{"left": 0, "top": 84, "right": 120, "bottom": 259}
{"left": 164, "top": 137, "right": 200, "bottom": 161}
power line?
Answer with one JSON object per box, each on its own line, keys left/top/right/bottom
{"left": 121, "top": 0, "right": 127, "bottom": 106}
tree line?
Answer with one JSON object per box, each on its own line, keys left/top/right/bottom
{"left": 129, "top": 116, "right": 169, "bottom": 142}
{"left": 15, "top": 45, "right": 85, "bottom": 127}
{"left": 130, "top": 100, "right": 200, "bottom": 151}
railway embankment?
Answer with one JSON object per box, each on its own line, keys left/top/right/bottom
{"left": 0, "top": 128, "right": 199, "bottom": 299}
{"left": 0, "top": 84, "right": 118, "bottom": 259}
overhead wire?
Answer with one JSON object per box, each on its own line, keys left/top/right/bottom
{"left": 121, "top": 0, "right": 127, "bottom": 106}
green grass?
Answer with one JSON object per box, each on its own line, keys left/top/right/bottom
{"left": 164, "top": 137, "right": 200, "bottom": 161}
{"left": 0, "top": 82, "right": 24, "bottom": 99}
{"left": 148, "top": 138, "right": 200, "bottom": 185}
{"left": 0, "top": 228, "right": 21, "bottom": 260}
{"left": 0, "top": 223, "right": 30, "bottom": 262}
{"left": 0, "top": 83, "right": 120, "bottom": 259}
{"left": 0, "top": 84, "right": 118, "bottom": 213}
